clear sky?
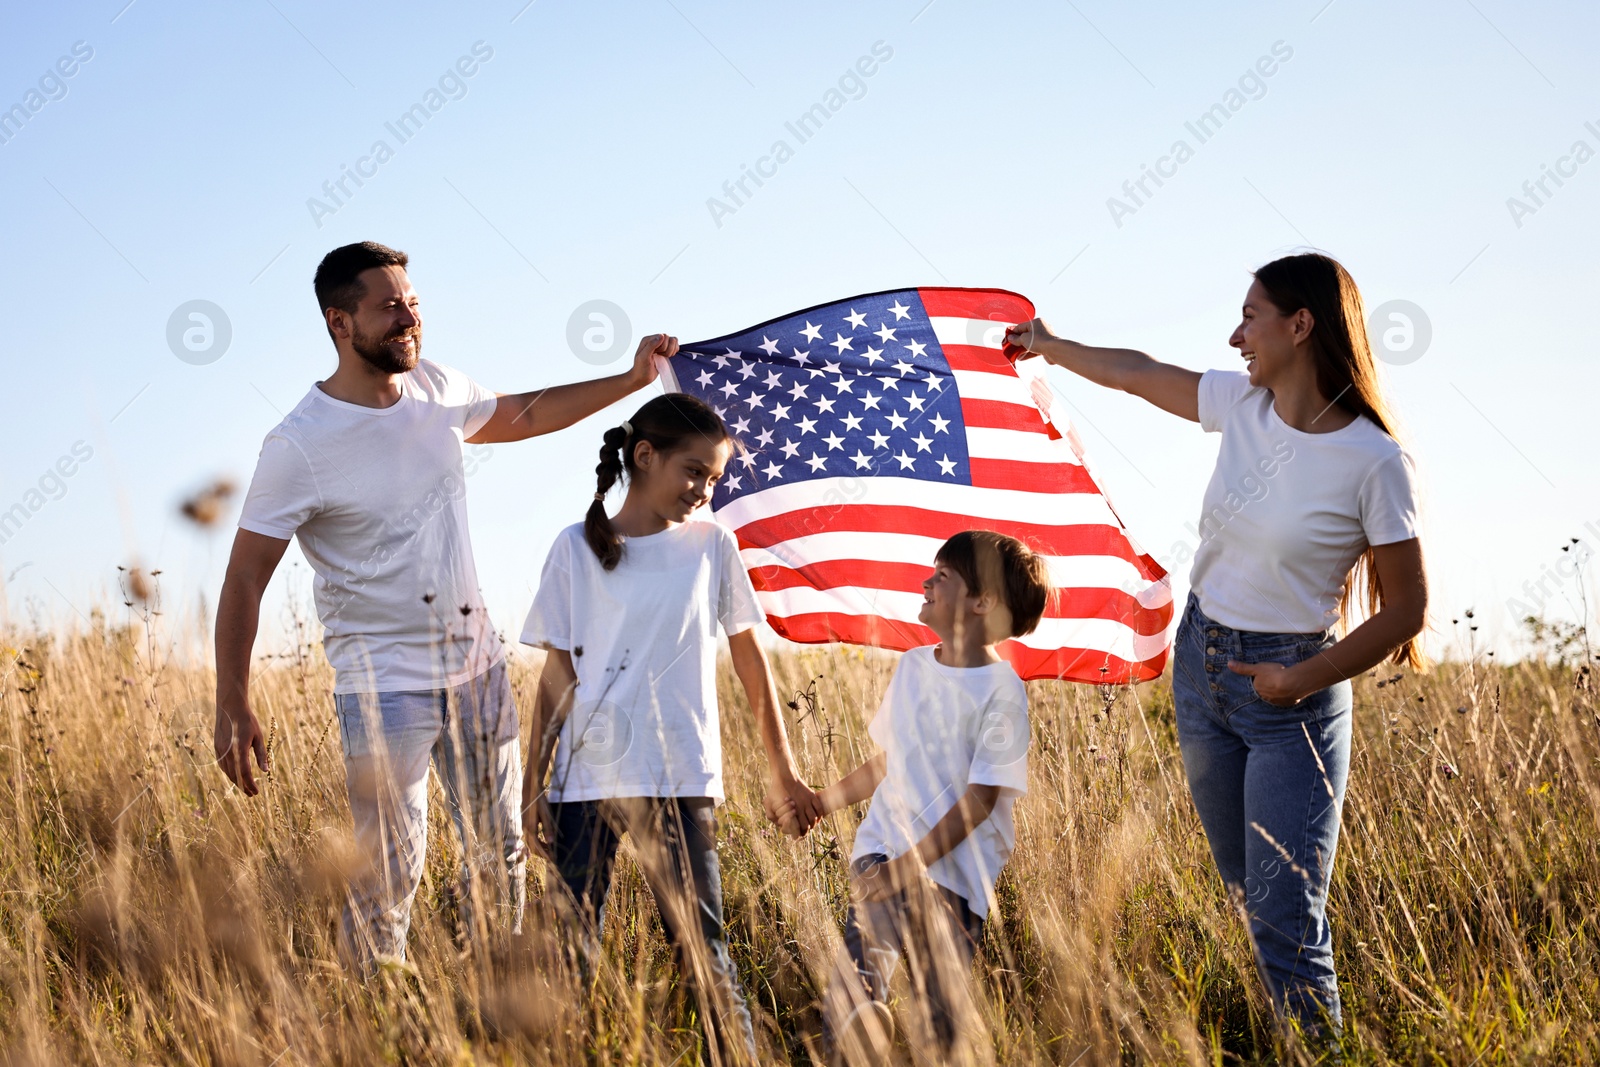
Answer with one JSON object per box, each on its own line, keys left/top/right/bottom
{"left": 2, "top": 0, "right": 1596, "bottom": 662}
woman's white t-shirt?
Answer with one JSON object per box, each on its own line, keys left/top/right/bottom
{"left": 851, "top": 646, "right": 1030, "bottom": 919}
{"left": 1189, "top": 369, "right": 1420, "bottom": 634}
{"left": 521, "top": 518, "right": 766, "bottom": 802}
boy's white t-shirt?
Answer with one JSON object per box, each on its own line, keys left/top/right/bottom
{"left": 1189, "top": 369, "right": 1420, "bottom": 634}
{"left": 521, "top": 518, "right": 766, "bottom": 802}
{"left": 851, "top": 646, "right": 1029, "bottom": 919}
{"left": 237, "top": 359, "right": 504, "bottom": 694}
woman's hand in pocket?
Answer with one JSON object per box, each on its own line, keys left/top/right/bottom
{"left": 1227, "top": 659, "right": 1310, "bottom": 708}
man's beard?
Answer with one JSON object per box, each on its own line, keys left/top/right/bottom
{"left": 351, "top": 321, "right": 422, "bottom": 374}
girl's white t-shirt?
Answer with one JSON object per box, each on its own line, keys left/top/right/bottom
{"left": 521, "top": 518, "right": 766, "bottom": 802}
{"left": 851, "top": 646, "right": 1030, "bottom": 919}
{"left": 1189, "top": 369, "right": 1420, "bottom": 634}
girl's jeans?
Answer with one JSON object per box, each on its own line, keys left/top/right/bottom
{"left": 333, "top": 660, "right": 526, "bottom": 967}
{"left": 1172, "top": 594, "right": 1352, "bottom": 1031}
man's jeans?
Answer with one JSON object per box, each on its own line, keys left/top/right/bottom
{"left": 333, "top": 660, "right": 526, "bottom": 967}
{"left": 824, "top": 853, "right": 986, "bottom": 1058}
{"left": 547, "top": 796, "right": 759, "bottom": 1064}
{"left": 1172, "top": 593, "right": 1353, "bottom": 1032}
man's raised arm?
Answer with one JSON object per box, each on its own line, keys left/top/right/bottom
{"left": 467, "top": 333, "right": 679, "bottom": 444}
{"left": 213, "top": 528, "right": 290, "bottom": 796}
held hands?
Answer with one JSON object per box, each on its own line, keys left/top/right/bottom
{"left": 628, "top": 333, "right": 679, "bottom": 388}
{"left": 1227, "top": 660, "right": 1308, "bottom": 708}
{"left": 764, "top": 776, "right": 824, "bottom": 839}
{"left": 214, "top": 701, "right": 270, "bottom": 796}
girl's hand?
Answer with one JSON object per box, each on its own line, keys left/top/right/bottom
{"left": 771, "top": 797, "right": 803, "bottom": 838}
{"left": 523, "top": 793, "right": 558, "bottom": 864}
{"left": 784, "top": 777, "right": 825, "bottom": 834}
{"left": 1003, "top": 318, "right": 1059, "bottom": 361}
{"left": 1227, "top": 660, "right": 1309, "bottom": 708}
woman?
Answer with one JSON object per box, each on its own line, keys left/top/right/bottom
{"left": 1006, "top": 252, "right": 1427, "bottom": 1039}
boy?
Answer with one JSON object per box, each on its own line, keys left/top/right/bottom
{"left": 777, "top": 530, "right": 1051, "bottom": 1064}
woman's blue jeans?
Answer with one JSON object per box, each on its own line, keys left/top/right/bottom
{"left": 1172, "top": 594, "right": 1352, "bottom": 1031}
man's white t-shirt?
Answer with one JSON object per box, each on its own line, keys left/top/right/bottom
{"left": 851, "top": 646, "right": 1030, "bottom": 920}
{"left": 521, "top": 519, "right": 766, "bottom": 802}
{"left": 1189, "top": 369, "right": 1420, "bottom": 634}
{"left": 237, "top": 359, "right": 504, "bottom": 695}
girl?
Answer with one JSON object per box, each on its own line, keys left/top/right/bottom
{"left": 1006, "top": 253, "right": 1427, "bottom": 1042}
{"left": 520, "top": 392, "right": 823, "bottom": 1064}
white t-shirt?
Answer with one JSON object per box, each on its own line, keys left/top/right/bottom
{"left": 521, "top": 518, "right": 766, "bottom": 802}
{"left": 1189, "top": 369, "right": 1420, "bottom": 634}
{"left": 237, "top": 359, "right": 504, "bottom": 694}
{"left": 851, "top": 646, "right": 1029, "bottom": 919}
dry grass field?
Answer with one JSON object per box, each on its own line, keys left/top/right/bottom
{"left": 1, "top": 597, "right": 1596, "bottom": 1065}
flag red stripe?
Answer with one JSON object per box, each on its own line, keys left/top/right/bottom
{"left": 961, "top": 397, "right": 1055, "bottom": 436}
{"left": 917, "top": 288, "right": 1036, "bottom": 322}
{"left": 734, "top": 505, "right": 1154, "bottom": 572}
{"left": 745, "top": 557, "right": 1171, "bottom": 633}
{"left": 943, "top": 343, "right": 1016, "bottom": 374}
{"left": 766, "top": 610, "right": 1166, "bottom": 683}
{"left": 968, "top": 457, "right": 1101, "bottom": 494}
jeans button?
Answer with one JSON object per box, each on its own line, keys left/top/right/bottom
{"left": 1205, "top": 645, "right": 1216, "bottom": 655}
{"left": 1207, "top": 628, "right": 1218, "bottom": 637}
{"left": 1209, "top": 682, "right": 1220, "bottom": 691}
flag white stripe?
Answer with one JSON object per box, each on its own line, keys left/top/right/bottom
{"left": 950, "top": 367, "right": 1036, "bottom": 405}
{"left": 965, "top": 425, "right": 1083, "bottom": 466}
{"left": 929, "top": 316, "right": 1009, "bottom": 350}
{"left": 738, "top": 532, "right": 1168, "bottom": 601}
{"left": 712, "top": 476, "right": 1120, "bottom": 531}
{"left": 755, "top": 584, "right": 1171, "bottom": 661}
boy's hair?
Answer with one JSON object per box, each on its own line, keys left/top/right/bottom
{"left": 585, "top": 392, "right": 728, "bottom": 570}
{"left": 934, "top": 530, "right": 1051, "bottom": 637}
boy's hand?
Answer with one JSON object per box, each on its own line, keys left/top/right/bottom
{"left": 851, "top": 854, "right": 923, "bottom": 903}
{"left": 771, "top": 797, "right": 804, "bottom": 838}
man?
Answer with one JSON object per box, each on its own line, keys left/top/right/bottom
{"left": 214, "top": 240, "right": 675, "bottom": 967}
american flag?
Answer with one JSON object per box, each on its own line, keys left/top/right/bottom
{"left": 661, "top": 287, "right": 1172, "bottom": 683}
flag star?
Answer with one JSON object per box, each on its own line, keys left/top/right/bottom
{"left": 815, "top": 396, "right": 837, "bottom": 414}
{"left": 823, "top": 431, "right": 845, "bottom": 451}
{"left": 822, "top": 360, "right": 841, "bottom": 375}
{"left": 791, "top": 348, "right": 812, "bottom": 366}
{"left": 861, "top": 346, "right": 884, "bottom": 365}
{"left": 905, "top": 393, "right": 926, "bottom": 412}
{"left": 888, "top": 299, "right": 912, "bottom": 320}
{"left": 832, "top": 375, "right": 855, "bottom": 394}
{"left": 756, "top": 428, "right": 775, "bottom": 447}
{"left": 860, "top": 392, "right": 882, "bottom": 410}
{"left": 764, "top": 370, "right": 783, "bottom": 390}
{"left": 874, "top": 324, "right": 897, "bottom": 343}
{"left": 746, "top": 391, "right": 766, "bottom": 410}
{"left": 905, "top": 340, "right": 928, "bottom": 358}
{"left": 894, "top": 450, "right": 916, "bottom": 471}
{"left": 841, "top": 412, "right": 864, "bottom": 432}
{"left": 759, "top": 335, "right": 781, "bottom": 356}
{"left": 771, "top": 402, "right": 792, "bottom": 421}
{"left": 788, "top": 381, "right": 809, "bottom": 401}
{"left": 796, "top": 415, "right": 818, "bottom": 435}
{"left": 697, "top": 369, "right": 714, "bottom": 387}
{"left": 738, "top": 361, "right": 757, "bottom": 379}
{"left": 711, "top": 352, "right": 730, "bottom": 368}
{"left": 731, "top": 416, "right": 751, "bottom": 435}
{"left": 799, "top": 321, "right": 823, "bottom": 342}
{"left": 937, "top": 454, "right": 957, "bottom": 476}
{"left": 718, "top": 379, "right": 740, "bottom": 398}
{"left": 725, "top": 473, "right": 743, "bottom": 491}
{"left": 739, "top": 450, "right": 760, "bottom": 469}
{"left": 868, "top": 429, "right": 891, "bottom": 449}
{"left": 885, "top": 410, "right": 908, "bottom": 431}
{"left": 763, "top": 461, "right": 785, "bottom": 480}
{"left": 713, "top": 405, "right": 726, "bottom": 419}
{"left": 780, "top": 438, "right": 800, "bottom": 458}
{"left": 723, "top": 347, "right": 742, "bottom": 361}
{"left": 931, "top": 413, "right": 951, "bottom": 434}
{"left": 892, "top": 360, "right": 916, "bottom": 376}
{"left": 878, "top": 376, "right": 901, "bottom": 391}
{"left": 830, "top": 332, "right": 854, "bottom": 354}
{"left": 846, "top": 308, "right": 868, "bottom": 329}
{"left": 912, "top": 433, "right": 932, "bottom": 453}
{"left": 805, "top": 453, "right": 828, "bottom": 473}
{"left": 924, "top": 375, "right": 944, "bottom": 392}
{"left": 850, "top": 450, "right": 874, "bottom": 470}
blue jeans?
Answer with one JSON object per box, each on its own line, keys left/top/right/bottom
{"left": 548, "top": 797, "right": 758, "bottom": 1064}
{"left": 1172, "top": 594, "right": 1352, "bottom": 1032}
{"left": 333, "top": 660, "right": 526, "bottom": 968}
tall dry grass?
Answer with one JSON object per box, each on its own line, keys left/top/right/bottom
{"left": 1, "top": 598, "right": 1596, "bottom": 1065}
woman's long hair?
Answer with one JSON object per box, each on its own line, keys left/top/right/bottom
{"left": 1253, "top": 252, "right": 1425, "bottom": 670}
{"left": 585, "top": 392, "right": 728, "bottom": 570}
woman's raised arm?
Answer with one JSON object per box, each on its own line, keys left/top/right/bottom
{"left": 1006, "top": 318, "right": 1202, "bottom": 423}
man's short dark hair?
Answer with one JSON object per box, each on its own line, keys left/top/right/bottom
{"left": 313, "top": 241, "right": 409, "bottom": 321}
{"left": 935, "top": 530, "right": 1052, "bottom": 637}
